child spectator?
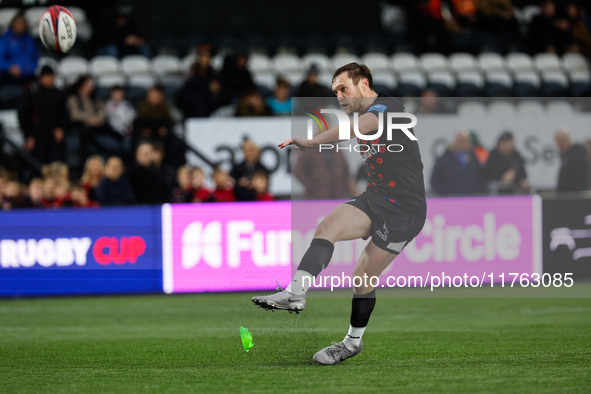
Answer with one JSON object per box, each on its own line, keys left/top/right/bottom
{"left": 211, "top": 168, "right": 236, "bottom": 202}
{"left": 54, "top": 178, "right": 72, "bottom": 206}
{"left": 41, "top": 177, "right": 61, "bottom": 208}
{"left": 252, "top": 171, "right": 274, "bottom": 201}
{"left": 95, "top": 156, "right": 136, "bottom": 206}
{"left": 266, "top": 77, "right": 292, "bottom": 116}
{"left": 105, "top": 85, "right": 136, "bottom": 143}
{"left": 21, "top": 178, "right": 43, "bottom": 208}
{"left": 172, "top": 165, "right": 193, "bottom": 203}
{"left": 70, "top": 184, "right": 100, "bottom": 208}
{"left": 2, "top": 181, "right": 21, "bottom": 210}
{"left": 191, "top": 167, "right": 211, "bottom": 202}
{"left": 235, "top": 90, "right": 271, "bottom": 117}
{"left": 81, "top": 155, "right": 105, "bottom": 200}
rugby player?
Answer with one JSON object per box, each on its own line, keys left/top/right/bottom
{"left": 252, "top": 63, "right": 427, "bottom": 365}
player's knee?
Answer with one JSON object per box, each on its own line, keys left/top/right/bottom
{"left": 314, "top": 218, "right": 334, "bottom": 240}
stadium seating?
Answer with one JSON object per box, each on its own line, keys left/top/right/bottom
{"left": 90, "top": 56, "right": 120, "bottom": 76}
{"left": 478, "top": 53, "right": 507, "bottom": 73}
{"left": 48, "top": 49, "right": 591, "bottom": 100}
{"left": 60, "top": 57, "right": 89, "bottom": 84}
{"left": 361, "top": 53, "right": 390, "bottom": 73}
{"left": 420, "top": 53, "right": 450, "bottom": 73}
{"left": 333, "top": 53, "right": 361, "bottom": 69}
{"left": 392, "top": 53, "right": 420, "bottom": 73}
{"left": 301, "top": 53, "right": 331, "bottom": 73}
{"left": 248, "top": 54, "right": 272, "bottom": 74}
{"left": 121, "top": 55, "right": 152, "bottom": 76}
{"left": 456, "top": 72, "right": 485, "bottom": 97}
{"left": 0, "top": 8, "right": 19, "bottom": 33}
{"left": 489, "top": 100, "right": 516, "bottom": 118}
{"left": 449, "top": 53, "right": 478, "bottom": 73}
{"left": 513, "top": 71, "right": 541, "bottom": 97}
{"left": 152, "top": 55, "right": 181, "bottom": 76}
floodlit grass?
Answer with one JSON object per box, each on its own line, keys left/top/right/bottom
{"left": 0, "top": 285, "right": 590, "bottom": 393}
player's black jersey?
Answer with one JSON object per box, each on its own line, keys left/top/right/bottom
{"left": 357, "top": 93, "right": 427, "bottom": 218}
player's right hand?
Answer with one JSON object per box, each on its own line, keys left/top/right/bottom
{"left": 278, "top": 137, "right": 310, "bottom": 151}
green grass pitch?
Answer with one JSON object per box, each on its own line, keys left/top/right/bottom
{"left": 0, "top": 285, "right": 590, "bottom": 393}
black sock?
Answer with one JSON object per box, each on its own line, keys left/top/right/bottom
{"left": 297, "top": 238, "right": 334, "bottom": 277}
{"left": 350, "top": 289, "right": 376, "bottom": 328}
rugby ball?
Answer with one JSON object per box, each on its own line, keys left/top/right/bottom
{"left": 39, "top": 5, "right": 77, "bottom": 54}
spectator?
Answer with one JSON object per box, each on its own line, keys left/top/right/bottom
{"left": 135, "top": 85, "right": 173, "bottom": 148}
{"left": 176, "top": 45, "right": 220, "bottom": 118}
{"left": 211, "top": 168, "right": 236, "bottom": 202}
{"left": 41, "top": 177, "right": 61, "bottom": 208}
{"left": 528, "top": 0, "right": 572, "bottom": 55}
{"left": 0, "top": 12, "right": 39, "bottom": 108}
{"left": 252, "top": 171, "right": 274, "bottom": 201}
{"left": 416, "top": 90, "right": 455, "bottom": 114}
{"left": 235, "top": 90, "right": 271, "bottom": 117}
{"left": 478, "top": 0, "right": 522, "bottom": 52}
{"left": 80, "top": 155, "right": 105, "bottom": 200}
{"left": 66, "top": 75, "right": 124, "bottom": 157}
{"left": 469, "top": 131, "right": 489, "bottom": 166}
{"left": 18, "top": 66, "right": 65, "bottom": 164}
{"left": 430, "top": 130, "right": 486, "bottom": 195}
{"left": 105, "top": 85, "right": 135, "bottom": 151}
{"left": 230, "top": 139, "right": 270, "bottom": 201}
{"left": 96, "top": 5, "right": 150, "bottom": 58}
{"left": 70, "top": 184, "right": 100, "bottom": 208}
{"left": 485, "top": 131, "right": 528, "bottom": 193}
{"left": 54, "top": 178, "right": 72, "bottom": 206}
{"left": 151, "top": 141, "right": 175, "bottom": 198}
{"left": 293, "top": 143, "right": 351, "bottom": 200}
{"left": 296, "top": 64, "right": 327, "bottom": 97}
{"left": 554, "top": 128, "right": 590, "bottom": 192}
{"left": 21, "top": 178, "right": 43, "bottom": 208}
{"left": 95, "top": 156, "right": 136, "bottom": 206}
{"left": 172, "top": 165, "right": 193, "bottom": 203}
{"left": 565, "top": 1, "right": 591, "bottom": 57}
{"left": 220, "top": 53, "right": 255, "bottom": 104}
{"left": 266, "top": 77, "right": 292, "bottom": 116}
{"left": 2, "top": 181, "right": 21, "bottom": 210}
{"left": 192, "top": 167, "right": 211, "bottom": 202}
{"left": 584, "top": 139, "right": 591, "bottom": 187}
{"left": 126, "top": 142, "right": 168, "bottom": 204}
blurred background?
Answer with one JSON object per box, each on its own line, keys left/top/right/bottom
{"left": 0, "top": 0, "right": 589, "bottom": 209}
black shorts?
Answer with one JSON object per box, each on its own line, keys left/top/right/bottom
{"left": 346, "top": 192, "right": 425, "bottom": 254}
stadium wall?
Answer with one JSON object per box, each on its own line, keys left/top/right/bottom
{"left": 0, "top": 196, "right": 589, "bottom": 297}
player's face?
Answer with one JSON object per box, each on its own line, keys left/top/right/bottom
{"left": 332, "top": 72, "right": 365, "bottom": 115}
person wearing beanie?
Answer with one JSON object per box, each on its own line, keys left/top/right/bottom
{"left": 17, "top": 65, "right": 66, "bottom": 164}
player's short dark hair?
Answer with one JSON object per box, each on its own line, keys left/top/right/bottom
{"left": 332, "top": 63, "right": 373, "bottom": 90}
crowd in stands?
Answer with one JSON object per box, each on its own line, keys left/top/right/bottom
{"left": 0, "top": 138, "right": 273, "bottom": 210}
{"left": 430, "top": 129, "right": 591, "bottom": 194}
{"left": 0, "top": 1, "right": 590, "bottom": 210}
{"left": 411, "top": 0, "right": 591, "bottom": 55}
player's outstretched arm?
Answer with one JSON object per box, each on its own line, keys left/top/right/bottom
{"left": 278, "top": 113, "right": 380, "bottom": 150}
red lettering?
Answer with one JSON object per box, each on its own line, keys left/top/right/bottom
{"left": 92, "top": 236, "right": 147, "bottom": 265}
{"left": 128, "top": 236, "right": 146, "bottom": 263}
{"left": 93, "top": 237, "right": 111, "bottom": 265}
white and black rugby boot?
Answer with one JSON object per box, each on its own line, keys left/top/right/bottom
{"left": 252, "top": 283, "right": 306, "bottom": 313}
{"left": 313, "top": 341, "right": 363, "bottom": 365}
